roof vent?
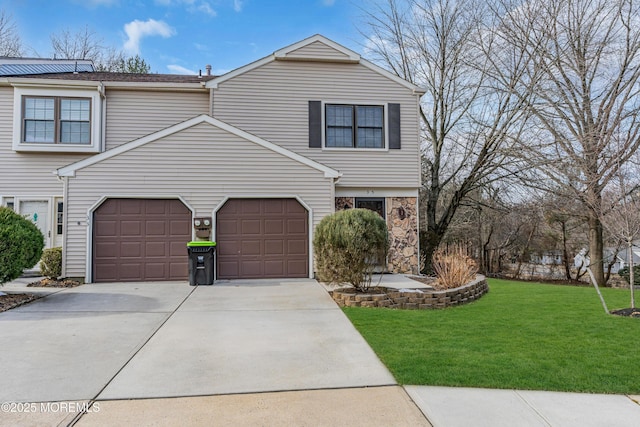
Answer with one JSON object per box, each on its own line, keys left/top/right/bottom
{"left": 205, "top": 64, "right": 211, "bottom": 76}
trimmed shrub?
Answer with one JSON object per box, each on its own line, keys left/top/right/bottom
{"left": 0, "top": 207, "right": 45, "bottom": 285}
{"left": 618, "top": 266, "right": 640, "bottom": 286}
{"left": 41, "top": 247, "right": 62, "bottom": 279}
{"left": 432, "top": 244, "right": 478, "bottom": 290}
{"left": 313, "top": 208, "right": 389, "bottom": 291}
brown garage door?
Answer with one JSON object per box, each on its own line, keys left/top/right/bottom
{"left": 93, "top": 198, "right": 191, "bottom": 282}
{"left": 216, "top": 198, "right": 308, "bottom": 279}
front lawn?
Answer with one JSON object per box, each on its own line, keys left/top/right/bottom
{"left": 343, "top": 278, "right": 640, "bottom": 394}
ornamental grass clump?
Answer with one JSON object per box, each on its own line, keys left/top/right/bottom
{"left": 314, "top": 208, "right": 389, "bottom": 291}
{"left": 432, "top": 244, "right": 477, "bottom": 290}
{"left": 40, "top": 247, "right": 62, "bottom": 279}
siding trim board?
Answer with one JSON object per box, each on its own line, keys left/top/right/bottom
{"left": 57, "top": 114, "right": 341, "bottom": 179}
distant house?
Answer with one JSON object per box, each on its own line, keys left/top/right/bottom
{"left": 574, "top": 244, "right": 640, "bottom": 274}
{"left": 0, "top": 35, "right": 425, "bottom": 283}
{"left": 529, "top": 250, "right": 564, "bottom": 265}
{"left": 0, "top": 57, "right": 94, "bottom": 76}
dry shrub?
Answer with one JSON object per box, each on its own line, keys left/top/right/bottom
{"left": 432, "top": 244, "right": 478, "bottom": 290}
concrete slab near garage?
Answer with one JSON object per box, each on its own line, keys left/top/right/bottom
{"left": 0, "top": 282, "right": 193, "bottom": 403}
{"left": 98, "top": 279, "right": 395, "bottom": 399}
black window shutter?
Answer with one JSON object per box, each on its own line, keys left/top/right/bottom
{"left": 309, "top": 101, "right": 322, "bottom": 148}
{"left": 388, "top": 103, "right": 401, "bottom": 149}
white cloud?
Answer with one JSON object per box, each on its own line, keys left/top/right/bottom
{"left": 322, "top": 0, "right": 335, "bottom": 6}
{"left": 123, "top": 19, "right": 176, "bottom": 55}
{"left": 78, "top": 0, "right": 118, "bottom": 6}
{"left": 167, "top": 64, "right": 197, "bottom": 74}
{"left": 234, "top": 0, "right": 243, "bottom": 12}
{"left": 189, "top": 2, "right": 217, "bottom": 16}
{"left": 156, "top": 0, "right": 216, "bottom": 16}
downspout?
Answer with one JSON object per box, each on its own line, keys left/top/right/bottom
{"left": 57, "top": 175, "right": 69, "bottom": 278}
{"left": 98, "top": 82, "right": 106, "bottom": 152}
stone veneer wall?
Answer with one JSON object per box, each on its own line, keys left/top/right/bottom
{"left": 334, "top": 196, "right": 419, "bottom": 274}
{"left": 386, "top": 197, "right": 418, "bottom": 274}
{"left": 331, "top": 276, "right": 489, "bottom": 309}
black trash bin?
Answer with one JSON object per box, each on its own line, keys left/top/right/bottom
{"left": 187, "top": 241, "right": 216, "bottom": 285}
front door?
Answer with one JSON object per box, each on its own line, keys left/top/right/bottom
{"left": 20, "top": 200, "right": 49, "bottom": 247}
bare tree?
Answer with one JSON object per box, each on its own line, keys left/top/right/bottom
{"left": 50, "top": 26, "right": 104, "bottom": 61}
{"left": 505, "top": 0, "right": 640, "bottom": 286}
{"left": 602, "top": 168, "right": 640, "bottom": 307}
{"left": 362, "top": 0, "right": 534, "bottom": 272}
{"left": 0, "top": 9, "right": 22, "bottom": 57}
{"left": 50, "top": 26, "right": 150, "bottom": 73}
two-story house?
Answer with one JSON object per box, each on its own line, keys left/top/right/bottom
{"left": 0, "top": 35, "right": 424, "bottom": 283}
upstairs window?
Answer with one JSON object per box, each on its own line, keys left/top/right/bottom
{"left": 13, "top": 87, "right": 101, "bottom": 153}
{"left": 325, "top": 104, "right": 384, "bottom": 148}
{"left": 308, "top": 101, "right": 400, "bottom": 150}
{"left": 23, "top": 97, "right": 91, "bottom": 144}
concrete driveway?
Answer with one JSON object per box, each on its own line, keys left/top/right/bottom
{"left": 0, "top": 279, "right": 397, "bottom": 403}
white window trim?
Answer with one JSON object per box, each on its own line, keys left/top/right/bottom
{"left": 321, "top": 101, "right": 389, "bottom": 152}
{"left": 12, "top": 86, "right": 102, "bottom": 153}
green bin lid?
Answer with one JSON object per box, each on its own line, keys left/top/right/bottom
{"left": 187, "top": 241, "right": 217, "bottom": 247}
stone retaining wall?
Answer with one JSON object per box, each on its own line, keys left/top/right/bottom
{"left": 331, "top": 276, "right": 488, "bottom": 309}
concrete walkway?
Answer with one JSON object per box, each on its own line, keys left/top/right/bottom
{"left": 0, "top": 277, "right": 639, "bottom": 426}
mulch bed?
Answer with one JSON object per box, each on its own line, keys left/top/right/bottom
{"left": 611, "top": 308, "right": 640, "bottom": 318}
{"left": 0, "top": 293, "right": 39, "bottom": 313}
{"left": 27, "top": 278, "right": 82, "bottom": 288}
{"left": 0, "top": 278, "right": 83, "bottom": 313}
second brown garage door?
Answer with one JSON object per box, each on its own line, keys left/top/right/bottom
{"left": 216, "top": 198, "right": 308, "bottom": 279}
{"left": 93, "top": 198, "right": 191, "bottom": 282}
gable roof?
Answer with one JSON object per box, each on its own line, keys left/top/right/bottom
{"left": 56, "top": 114, "right": 342, "bottom": 179}
{"left": 206, "top": 34, "right": 425, "bottom": 95}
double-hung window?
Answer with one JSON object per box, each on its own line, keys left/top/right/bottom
{"left": 23, "top": 97, "right": 91, "bottom": 144}
{"left": 13, "top": 87, "right": 101, "bottom": 153}
{"left": 325, "top": 104, "right": 384, "bottom": 148}
{"left": 308, "top": 101, "right": 400, "bottom": 150}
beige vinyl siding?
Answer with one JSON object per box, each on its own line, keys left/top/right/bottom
{"left": 105, "top": 89, "right": 209, "bottom": 149}
{"left": 285, "top": 41, "right": 353, "bottom": 61}
{"left": 212, "top": 60, "right": 420, "bottom": 188}
{"left": 0, "top": 86, "right": 90, "bottom": 196}
{"left": 64, "top": 122, "right": 333, "bottom": 279}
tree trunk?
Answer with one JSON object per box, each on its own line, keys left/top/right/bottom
{"left": 588, "top": 210, "right": 606, "bottom": 287}
{"left": 629, "top": 241, "right": 636, "bottom": 309}
{"left": 421, "top": 228, "right": 443, "bottom": 275}
{"left": 561, "top": 221, "right": 572, "bottom": 280}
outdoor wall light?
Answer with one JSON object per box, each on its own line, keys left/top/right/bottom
{"left": 398, "top": 207, "right": 406, "bottom": 220}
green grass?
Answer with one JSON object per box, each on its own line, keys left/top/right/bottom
{"left": 343, "top": 278, "right": 640, "bottom": 394}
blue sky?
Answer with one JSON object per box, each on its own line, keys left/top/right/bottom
{"left": 1, "top": 0, "right": 369, "bottom": 75}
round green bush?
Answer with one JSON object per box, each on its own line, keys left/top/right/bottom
{"left": 0, "top": 207, "right": 45, "bottom": 285}
{"left": 313, "top": 208, "right": 389, "bottom": 290}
